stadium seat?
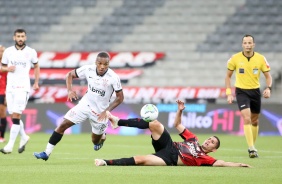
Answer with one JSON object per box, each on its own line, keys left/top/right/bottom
{"left": 0, "top": 0, "right": 281, "bottom": 98}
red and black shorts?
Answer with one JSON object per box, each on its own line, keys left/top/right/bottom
{"left": 235, "top": 87, "right": 261, "bottom": 113}
{"left": 152, "top": 128, "right": 179, "bottom": 166}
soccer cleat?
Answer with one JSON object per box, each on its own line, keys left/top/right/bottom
{"left": 94, "top": 143, "right": 104, "bottom": 151}
{"left": 95, "top": 159, "right": 107, "bottom": 166}
{"left": 0, "top": 148, "right": 12, "bottom": 154}
{"left": 33, "top": 151, "right": 49, "bottom": 161}
{"left": 248, "top": 149, "right": 259, "bottom": 158}
{"left": 106, "top": 111, "right": 119, "bottom": 129}
{"left": 0, "top": 138, "right": 6, "bottom": 143}
{"left": 94, "top": 133, "right": 106, "bottom": 151}
{"left": 18, "top": 135, "right": 30, "bottom": 153}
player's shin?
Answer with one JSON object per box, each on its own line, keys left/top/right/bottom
{"left": 105, "top": 157, "right": 136, "bottom": 166}
{"left": 45, "top": 131, "right": 63, "bottom": 155}
{"left": 118, "top": 119, "right": 149, "bottom": 129}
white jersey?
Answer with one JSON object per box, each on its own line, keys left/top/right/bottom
{"left": 76, "top": 65, "right": 122, "bottom": 113}
{"left": 1, "top": 45, "right": 38, "bottom": 92}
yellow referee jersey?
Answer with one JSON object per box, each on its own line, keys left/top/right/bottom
{"left": 227, "top": 52, "right": 270, "bottom": 89}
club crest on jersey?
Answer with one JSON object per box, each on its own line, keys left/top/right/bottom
{"left": 102, "top": 79, "right": 108, "bottom": 87}
{"left": 69, "top": 110, "right": 77, "bottom": 118}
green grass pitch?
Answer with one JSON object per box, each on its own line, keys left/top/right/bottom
{"left": 0, "top": 133, "right": 281, "bottom": 184}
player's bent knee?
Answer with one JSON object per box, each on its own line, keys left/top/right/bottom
{"left": 133, "top": 156, "right": 145, "bottom": 165}
{"left": 149, "top": 120, "right": 163, "bottom": 131}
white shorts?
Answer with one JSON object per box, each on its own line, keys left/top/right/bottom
{"left": 64, "top": 102, "right": 108, "bottom": 135}
{"left": 6, "top": 90, "right": 29, "bottom": 114}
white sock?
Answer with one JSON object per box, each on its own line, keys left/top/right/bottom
{"left": 5, "top": 124, "right": 20, "bottom": 150}
{"left": 19, "top": 120, "right": 28, "bottom": 140}
{"left": 45, "top": 143, "right": 55, "bottom": 155}
{"left": 249, "top": 146, "right": 257, "bottom": 151}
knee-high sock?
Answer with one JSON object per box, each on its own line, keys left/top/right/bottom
{"left": 105, "top": 157, "right": 136, "bottom": 166}
{"left": 5, "top": 124, "right": 20, "bottom": 149}
{"left": 118, "top": 118, "right": 149, "bottom": 129}
{"left": 251, "top": 125, "right": 259, "bottom": 144}
{"left": 0, "top": 118, "right": 7, "bottom": 138}
{"left": 244, "top": 124, "right": 254, "bottom": 150}
{"left": 45, "top": 131, "right": 63, "bottom": 155}
{"left": 19, "top": 120, "right": 28, "bottom": 139}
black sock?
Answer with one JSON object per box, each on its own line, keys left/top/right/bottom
{"left": 105, "top": 157, "right": 136, "bottom": 166}
{"left": 118, "top": 118, "right": 149, "bottom": 129}
{"left": 0, "top": 118, "right": 7, "bottom": 138}
{"left": 49, "top": 131, "right": 63, "bottom": 145}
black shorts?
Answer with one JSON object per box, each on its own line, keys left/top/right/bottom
{"left": 0, "top": 95, "right": 5, "bottom": 105}
{"left": 152, "top": 128, "right": 179, "bottom": 166}
{"left": 235, "top": 88, "right": 261, "bottom": 113}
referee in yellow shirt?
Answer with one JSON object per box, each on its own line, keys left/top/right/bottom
{"left": 225, "top": 34, "right": 272, "bottom": 158}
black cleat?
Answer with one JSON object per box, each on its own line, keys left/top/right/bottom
{"left": 18, "top": 136, "right": 30, "bottom": 154}
{"left": 248, "top": 149, "right": 259, "bottom": 158}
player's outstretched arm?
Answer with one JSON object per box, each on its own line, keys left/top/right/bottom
{"left": 98, "top": 90, "right": 124, "bottom": 122}
{"left": 213, "top": 160, "right": 251, "bottom": 168}
{"left": 173, "top": 100, "right": 186, "bottom": 133}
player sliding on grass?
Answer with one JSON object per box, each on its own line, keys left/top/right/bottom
{"left": 95, "top": 100, "right": 251, "bottom": 167}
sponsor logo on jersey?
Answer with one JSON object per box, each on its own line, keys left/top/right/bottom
{"left": 11, "top": 61, "right": 26, "bottom": 68}
{"left": 89, "top": 84, "right": 105, "bottom": 97}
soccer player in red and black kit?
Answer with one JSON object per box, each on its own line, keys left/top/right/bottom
{"left": 95, "top": 100, "right": 251, "bottom": 167}
{"left": 0, "top": 45, "right": 7, "bottom": 143}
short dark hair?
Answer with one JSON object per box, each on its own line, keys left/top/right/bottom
{"left": 213, "top": 136, "right": 220, "bottom": 149}
{"left": 242, "top": 34, "right": 255, "bottom": 42}
{"left": 97, "top": 52, "right": 110, "bottom": 59}
{"left": 14, "top": 28, "right": 26, "bottom": 35}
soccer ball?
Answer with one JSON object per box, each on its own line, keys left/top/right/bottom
{"left": 140, "top": 104, "right": 159, "bottom": 122}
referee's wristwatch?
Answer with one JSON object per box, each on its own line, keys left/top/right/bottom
{"left": 266, "top": 86, "right": 272, "bottom": 91}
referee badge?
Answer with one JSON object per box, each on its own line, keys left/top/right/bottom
{"left": 253, "top": 68, "right": 258, "bottom": 74}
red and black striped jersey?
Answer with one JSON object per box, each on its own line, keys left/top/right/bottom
{"left": 174, "top": 129, "right": 216, "bottom": 166}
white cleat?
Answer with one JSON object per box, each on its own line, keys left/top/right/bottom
{"left": 0, "top": 148, "right": 12, "bottom": 154}
{"left": 18, "top": 135, "right": 30, "bottom": 153}
{"left": 106, "top": 111, "right": 119, "bottom": 129}
{"left": 95, "top": 159, "right": 107, "bottom": 166}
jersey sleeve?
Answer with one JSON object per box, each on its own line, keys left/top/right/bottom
{"left": 179, "top": 129, "right": 197, "bottom": 141}
{"left": 75, "top": 65, "right": 88, "bottom": 79}
{"left": 261, "top": 56, "right": 270, "bottom": 72}
{"left": 227, "top": 56, "right": 236, "bottom": 71}
{"left": 112, "top": 73, "right": 122, "bottom": 91}
{"left": 31, "top": 49, "right": 39, "bottom": 64}
{"left": 199, "top": 155, "right": 217, "bottom": 166}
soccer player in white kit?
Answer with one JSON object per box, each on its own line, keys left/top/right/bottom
{"left": 34, "top": 52, "right": 124, "bottom": 161}
{"left": 0, "top": 29, "right": 40, "bottom": 154}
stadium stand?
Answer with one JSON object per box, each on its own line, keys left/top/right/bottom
{"left": 0, "top": 0, "right": 281, "bottom": 102}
